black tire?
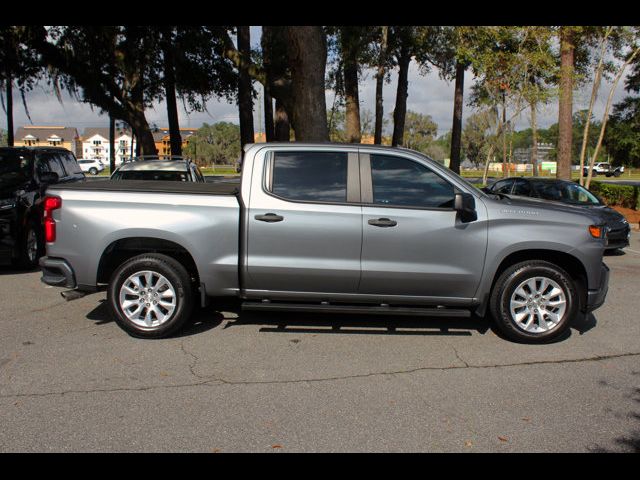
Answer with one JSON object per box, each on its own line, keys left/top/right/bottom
{"left": 107, "top": 253, "right": 194, "bottom": 339}
{"left": 15, "top": 222, "right": 43, "bottom": 269}
{"left": 89, "top": 167, "right": 98, "bottom": 175}
{"left": 489, "top": 260, "right": 579, "bottom": 343}
{"left": 614, "top": 171, "right": 621, "bottom": 177}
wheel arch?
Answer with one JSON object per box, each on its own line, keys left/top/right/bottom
{"left": 97, "top": 237, "right": 200, "bottom": 286}
{"left": 477, "top": 249, "right": 588, "bottom": 316}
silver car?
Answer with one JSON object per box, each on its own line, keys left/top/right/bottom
{"left": 110, "top": 156, "right": 205, "bottom": 182}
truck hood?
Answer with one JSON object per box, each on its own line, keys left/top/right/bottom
{"left": 503, "top": 194, "right": 627, "bottom": 227}
{"left": 485, "top": 194, "right": 606, "bottom": 224}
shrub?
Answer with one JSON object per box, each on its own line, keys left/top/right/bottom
{"left": 588, "top": 181, "right": 640, "bottom": 210}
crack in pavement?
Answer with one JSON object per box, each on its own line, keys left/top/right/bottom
{"left": 180, "top": 339, "right": 208, "bottom": 380}
{"left": 1, "top": 351, "right": 639, "bottom": 400}
{"left": 451, "top": 345, "right": 470, "bottom": 368}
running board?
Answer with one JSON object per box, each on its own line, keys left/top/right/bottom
{"left": 241, "top": 301, "right": 471, "bottom": 317}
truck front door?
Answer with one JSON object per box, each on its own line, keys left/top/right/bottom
{"left": 358, "top": 152, "right": 487, "bottom": 303}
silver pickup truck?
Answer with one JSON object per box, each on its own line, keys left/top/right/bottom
{"left": 40, "top": 143, "right": 610, "bottom": 343}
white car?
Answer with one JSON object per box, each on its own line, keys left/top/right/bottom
{"left": 583, "top": 162, "right": 625, "bottom": 177}
{"left": 110, "top": 156, "right": 205, "bottom": 182}
{"left": 77, "top": 159, "right": 105, "bottom": 175}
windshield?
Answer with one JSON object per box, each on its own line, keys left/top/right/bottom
{"left": 0, "top": 151, "right": 32, "bottom": 186}
{"left": 112, "top": 170, "right": 190, "bottom": 181}
{"left": 532, "top": 181, "right": 601, "bottom": 205}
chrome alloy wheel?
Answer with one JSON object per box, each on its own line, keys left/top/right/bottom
{"left": 509, "top": 276, "right": 567, "bottom": 334}
{"left": 118, "top": 270, "right": 177, "bottom": 328}
{"left": 26, "top": 229, "right": 38, "bottom": 263}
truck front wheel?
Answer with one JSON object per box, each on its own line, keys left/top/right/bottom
{"left": 489, "top": 261, "right": 578, "bottom": 343}
{"left": 107, "top": 253, "right": 194, "bottom": 338}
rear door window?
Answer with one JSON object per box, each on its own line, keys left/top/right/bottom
{"left": 36, "top": 153, "right": 65, "bottom": 179}
{"left": 269, "top": 151, "right": 348, "bottom": 203}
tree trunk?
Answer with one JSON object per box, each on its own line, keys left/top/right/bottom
{"left": 392, "top": 45, "right": 411, "bottom": 147}
{"left": 374, "top": 26, "right": 388, "bottom": 145}
{"left": 264, "top": 89, "right": 275, "bottom": 141}
{"left": 128, "top": 108, "right": 155, "bottom": 157}
{"left": 449, "top": 61, "right": 465, "bottom": 174}
{"left": 585, "top": 44, "right": 640, "bottom": 189}
{"left": 237, "top": 26, "right": 255, "bottom": 147}
{"left": 501, "top": 94, "right": 508, "bottom": 177}
{"left": 579, "top": 28, "right": 611, "bottom": 186}
{"left": 261, "top": 27, "right": 275, "bottom": 142}
{"left": 557, "top": 27, "right": 575, "bottom": 181}
{"left": 274, "top": 98, "right": 290, "bottom": 141}
{"left": 341, "top": 29, "right": 361, "bottom": 143}
{"left": 482, "top": 145, "right": 495, "bottom": 186}
{"left": 286, "top": 26, "right": 329, "bottom": 141}
{"left": 109, "top": 114, "right": 115, "bottom": 171}
{"left": 5, "top": 72, "right": 13, "bottom": 147}
{"left": 530, "top": 102, "right": 538, "bottom": 176}
{"left": 162, "top": 29, "right": 181, "bottom": 157}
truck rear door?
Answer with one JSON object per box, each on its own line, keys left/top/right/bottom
{"left": 244, "top": 147, "right": 362, "bottom": 296}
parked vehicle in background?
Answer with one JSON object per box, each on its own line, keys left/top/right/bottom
{"left": 610, "top": 165, "right": 625, "bottom": 177}
{"left": 77, "top": 158, "right": 105, "bottom": 175}
{"left": 110, "top": 156, "right": 205, "bottom": 182}
{"left": 583, "top": 162, "right": 624, "bottom": 177}
{"left": 41, "top": 143, "right": 610, "bottom": 344}
{"left": 484, "top": 177, "right": 630, "bottom": 250}
{"left": 0, "top": 147, "right": 84, "bottom": 268}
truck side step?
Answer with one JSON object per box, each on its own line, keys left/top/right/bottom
{"left": 241, "top": 301, "right": 471, "bottom": 317}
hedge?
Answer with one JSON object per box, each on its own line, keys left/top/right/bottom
{"left": 588, "top": 181, "right": 640, "bottom": 210}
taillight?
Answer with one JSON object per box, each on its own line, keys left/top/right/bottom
{"left": 44, "top": 196, "right": 62, "bottom": 243}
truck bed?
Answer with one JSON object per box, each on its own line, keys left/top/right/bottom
{"left": 45, "top": 179, "right": 241, "bottom": 296}
{"left": 55, "top": 179, "right": 239, "bottom": 196}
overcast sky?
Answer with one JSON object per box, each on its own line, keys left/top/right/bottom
{"left": 0, "top": 27, "right": 631, "bottom": 139}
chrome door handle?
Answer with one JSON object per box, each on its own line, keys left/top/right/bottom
{"left": 255, "top": 213, "right": 284, "bottom": 223}
{"left": 368, "top": 218, "right": 397, "bottom": 227}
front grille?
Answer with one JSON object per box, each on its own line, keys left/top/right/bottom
{"left": 608, "top": 225, "right": 630, "bottom": 241}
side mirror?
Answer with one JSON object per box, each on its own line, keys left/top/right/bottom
{"left": 39, "top": 172, "right": 59, "bottom": 185}
{"left": 455, "top": 192, "right": 477, "bottom": 223}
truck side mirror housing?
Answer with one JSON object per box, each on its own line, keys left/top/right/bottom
{"left": 455, "top": 192, "right": 477, "bottom": 223}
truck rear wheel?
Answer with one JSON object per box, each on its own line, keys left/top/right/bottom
{"left": 489, "top": 260, "right": 578, "bottom": 343}
{"left": 107, "top": 253, "right": 194, "bottom": 338}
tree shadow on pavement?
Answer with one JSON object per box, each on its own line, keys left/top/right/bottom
{"left": 590, "top": 382, "right": 640, "bottom": 453}
{"left": 223, "top": 310, "right": 492, "bottom": 337}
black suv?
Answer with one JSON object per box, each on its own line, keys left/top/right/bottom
{"left": 0, "top": 147, "right": 85, "bottom": 268}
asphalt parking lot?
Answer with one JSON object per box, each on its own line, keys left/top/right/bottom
{"left": 1, "top": 234, "right": 639, "bottom": 452}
